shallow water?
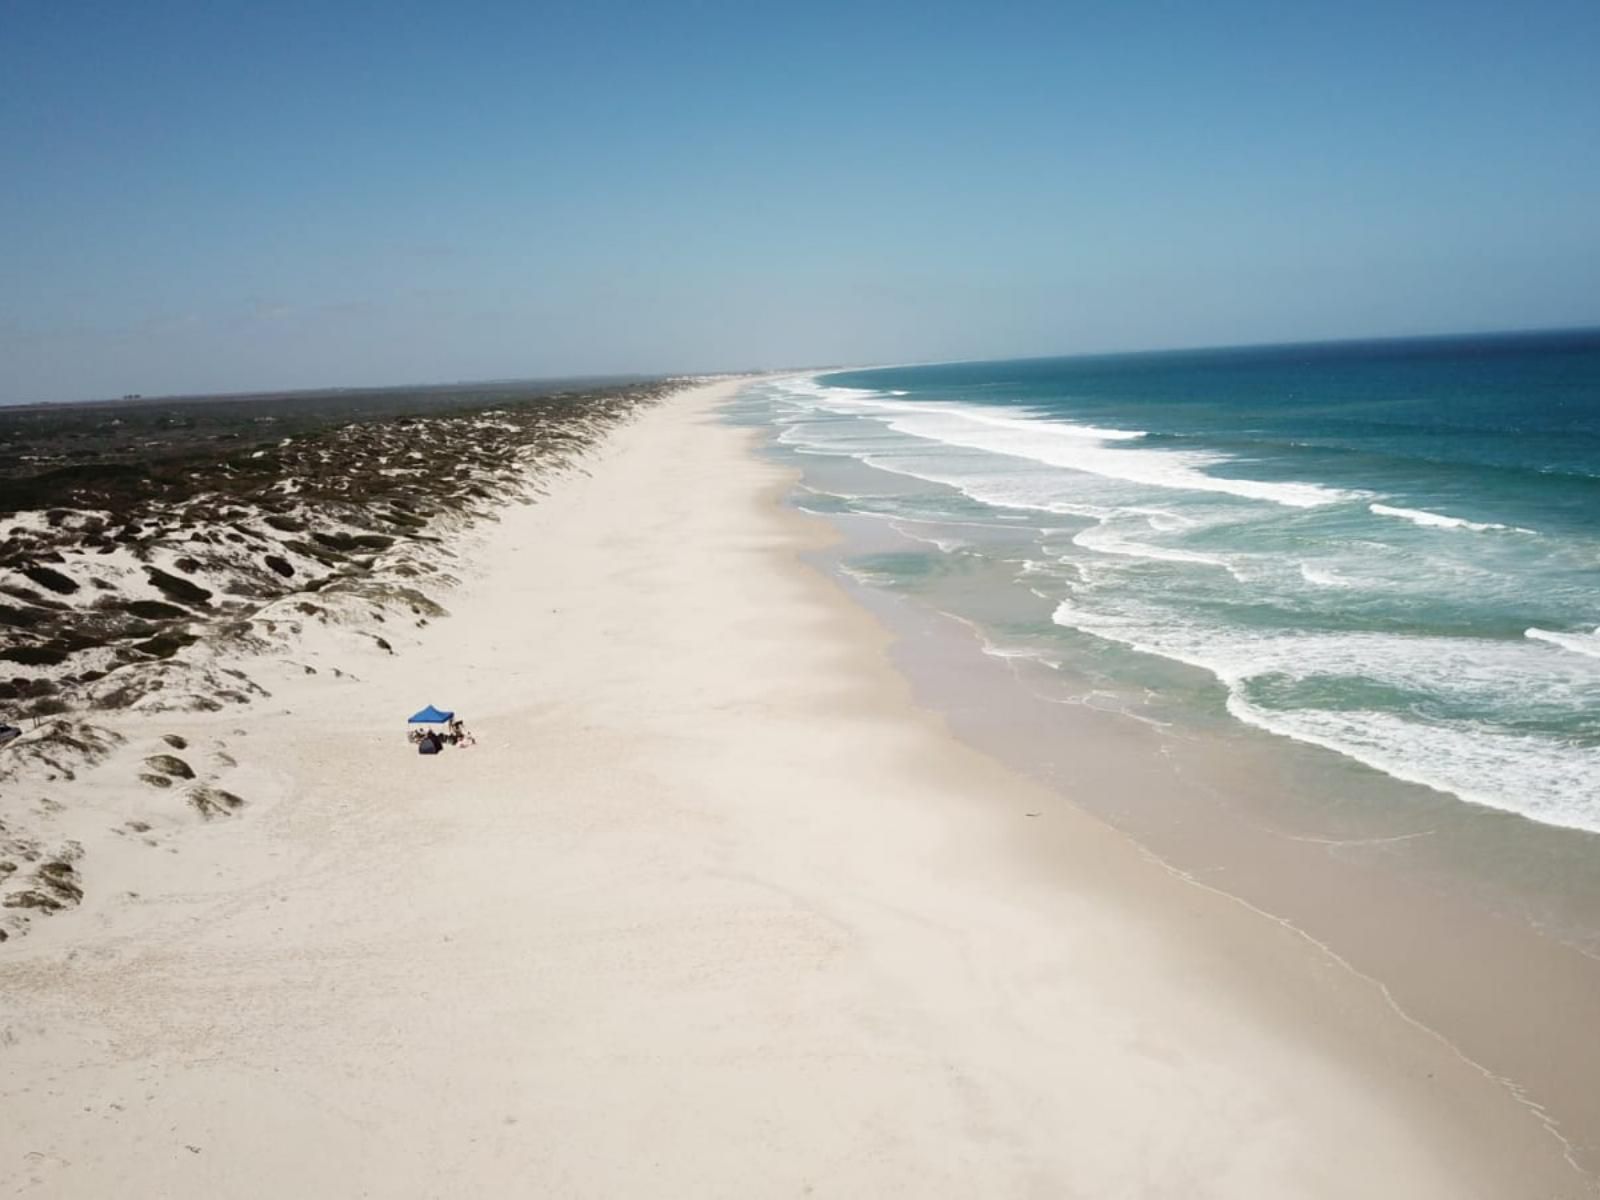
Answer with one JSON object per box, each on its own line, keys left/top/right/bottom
{"left": 730, "top": 331, "right": 1600, "bottom": 833}
{"left": 729, "top": 365, "right": 1600, "bottom": 1172}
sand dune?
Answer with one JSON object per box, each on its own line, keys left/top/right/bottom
{"left": 0, "top": 380, "right": 681, "bottom": 936}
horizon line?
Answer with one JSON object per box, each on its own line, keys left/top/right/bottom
{"left": 6, "top": 320, "right": 1598, "bottom": 411}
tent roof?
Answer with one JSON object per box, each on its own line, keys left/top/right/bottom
{"left": 408, "top": 704, "right": 454, "bottom": 724}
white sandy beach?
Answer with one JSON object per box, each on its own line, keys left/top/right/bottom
{"left": 0, "top": 379, "right": 1586, "bottom": 1197}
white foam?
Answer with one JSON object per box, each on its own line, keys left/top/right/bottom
{"left": 1299, "top": 563, "right": 1356, "bottom": 588}
{"left": 1527, "top": 626, "right": 1600, "bottom": 661}
{"left": 1056, "top": 600, "right": 1600, "bottom": 701}
{"left": 837, "top": 564, "right": 899, "bottom": 588}
{"left": 890, "top": 522, "right": 966, "bottom": 554}
{"left": 849, "top": 452, "right": 1100, "bottom": 518}
{"left": 1050, "top": 599, "right": 1600, "bottom": 833}
{"left": 1369, "top": 503, "right": 1534, "bottom": 535}
{"left": 782, "top": 379, "right": 1360, "bottom": 509}
{"left": 1225, "top": 697, "right": 1600, "bottom": 834}
{"left": 1073, "top": 523, "right": 1236, "bottom": 572}
{"left": 979, "top": 640, "right": 1057, "bottom": 664}
{"left": 1135, "top": 508, "right": 1195, "bottom": 533}
{"left": 766, "top": 374, "right": 1600, "bottom": 834}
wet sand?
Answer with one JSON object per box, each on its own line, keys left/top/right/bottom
{"left": 802, "top": 468, "right": 1600, "bottom": 1182}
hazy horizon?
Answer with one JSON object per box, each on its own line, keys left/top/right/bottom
{"left": 9, "top": 321, "right": 1600, "bottom": 410}
{"left": 4, "top": 1, "right": 1597, "bottom": 405}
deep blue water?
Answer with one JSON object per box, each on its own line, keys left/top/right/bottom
{"left": 740, "top": 329, "right": 1600, "bottom": 832}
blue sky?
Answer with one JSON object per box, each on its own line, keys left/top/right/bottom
{"left": 2, "top": 0, "right": 1597, "bottom": 402}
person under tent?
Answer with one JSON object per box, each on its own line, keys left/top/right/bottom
{"left": 406, "top": 704, "right": 473, "bottom": 752}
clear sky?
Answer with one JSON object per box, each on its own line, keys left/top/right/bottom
{"left": 3, "top": 0, "right": 1598, "bottom": 402}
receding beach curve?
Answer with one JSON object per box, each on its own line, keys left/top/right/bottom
{"left": 1, "top": 377, "right": 1594, "bottom": 1197}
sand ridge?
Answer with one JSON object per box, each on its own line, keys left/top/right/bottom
{"left": 0, "top": 379, "right": 688, "bottom": 938}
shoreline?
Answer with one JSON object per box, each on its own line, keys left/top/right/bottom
{"left": 774, "top": 421, "right": 1600, "bottom": 1177}
{"left": 0, "top": 379, "right": 1587, "bottom": 1196}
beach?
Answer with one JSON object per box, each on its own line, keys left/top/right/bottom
{"left": 0, "top": 378, "right": 1589, "bottom": 1197}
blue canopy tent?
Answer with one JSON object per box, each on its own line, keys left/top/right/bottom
{"left": 409, "top": 705, "right": 454, "bottom": 724}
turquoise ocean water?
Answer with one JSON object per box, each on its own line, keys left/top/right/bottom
{"left": 735, "top": 330, "right": 1600, "bottom": 833}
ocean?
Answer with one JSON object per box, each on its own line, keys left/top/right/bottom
{"left": 733, "top": 329, "right": 1600, "bottom": 834}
